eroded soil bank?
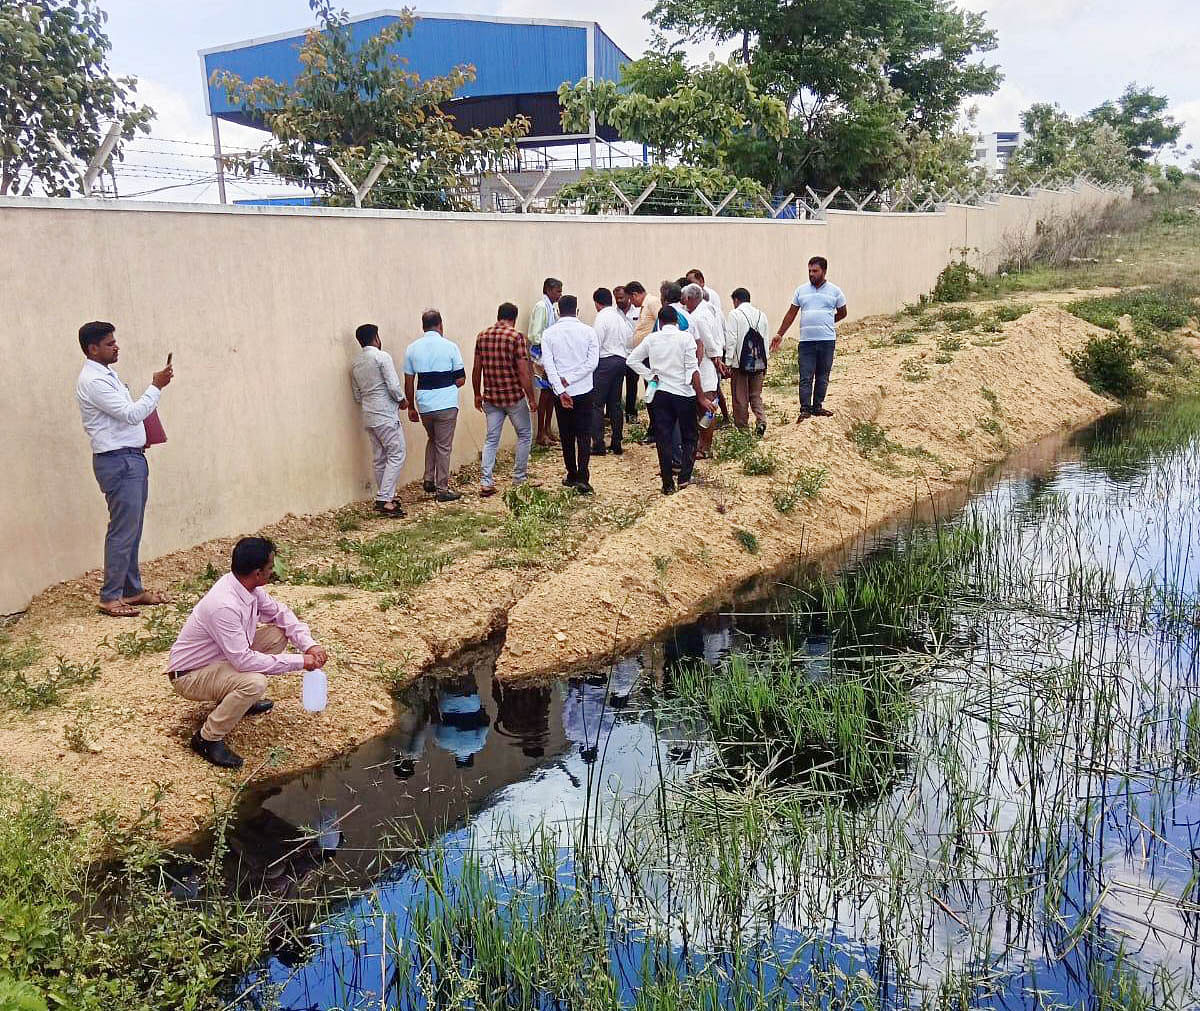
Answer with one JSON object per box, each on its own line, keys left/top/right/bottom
{"left": 0, "top": 295, "right": 1114, "bottom": 842}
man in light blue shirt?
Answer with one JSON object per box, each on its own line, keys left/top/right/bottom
{"left": 771, "top": 256, "right": 848, "bottom": 421}
{"left": 403, "top": 309, "right": 465, "bottom": 502}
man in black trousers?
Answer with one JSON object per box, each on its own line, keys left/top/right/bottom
{"left": 540, "top": 295, "right": 600, "bottom": 494}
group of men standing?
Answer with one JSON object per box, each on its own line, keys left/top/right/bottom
{"left": 70, "top": 258, "right": 846, "bottom": 767}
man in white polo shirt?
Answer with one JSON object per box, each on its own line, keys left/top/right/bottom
{"left": 771, "top": 256, "right": 847, "bottom": 422}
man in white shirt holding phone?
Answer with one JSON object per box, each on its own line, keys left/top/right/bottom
{"left": 75, "top": 321, "right": 173, "bottom": 618}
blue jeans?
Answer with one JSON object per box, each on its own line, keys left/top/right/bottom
{"left": 92, "top": 448, "right": 148, "bottom": 602}
{"left": 481, "top": 400, "right": 532, "bottom": 487}
{"left": 798, "top": 341, "right": 836, "bottom": 410}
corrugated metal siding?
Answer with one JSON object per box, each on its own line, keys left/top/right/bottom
{"left": 593, "top": 26, "right": 630, "bottom": 88}
{"left": 205, "top": 16, "right": 591, "bottom": 117}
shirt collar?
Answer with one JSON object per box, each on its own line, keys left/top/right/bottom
{"left": 82, "top": 358, "right": 117, "bottom": 379}
{"left": 223, "top": 571, "right": 256, "bottom": 606}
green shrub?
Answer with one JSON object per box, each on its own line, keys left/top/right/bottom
{"left": 741, "top": 448, "right": 778, "bottom": 476}
{"left": 1069, "top": 333, "right": 1148, "bottom": 398}
{"left": 711, "top": 425, "right": 759, "bottom": 462}
{"left": 1066, "top": 287, "right": 1197, "bottom": 334}
{"left": 0, "top": 656, "right": 100, "bottom": 713}
{"left": 900, "top": 358, "right": 931, "bottom": 382}
{"left": 936, "top": 335, "right": 964, "bottom": 353}
{"left": 494, "top": 485, "right": 577, "bottom": 568}
{"left": 992, "top": 302, "right": 1033, "bottom": 323}
{"left": 931, "top": 260, "right": 981, "bottom": 302}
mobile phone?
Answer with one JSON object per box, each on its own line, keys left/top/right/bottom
{"left": 167, "top": 352, "right": 173, "bottom": 367}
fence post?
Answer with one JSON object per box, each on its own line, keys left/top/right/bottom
{"left": 712, "top": 187, "right": 739, "bottom": 216}
{"left": 694, "top": 190, "right": 716, "bottom": 215}
{"left": 49, "top": 121, "right": 122, "bottom": 197}
{"left": 851, "top": 190, "right": 877, "bottom": 212}
{"left": 608, "top": 180, "right": 634, "bottom": 213}
{"left": 328, "top": 155, "right": 390, "bottom": 208}
{"left": 804, "top": 185, "right": 841, "bottom": 219}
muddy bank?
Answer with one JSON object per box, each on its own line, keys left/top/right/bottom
{"left": 0, "top": 298, "right": 1113, "bottom": 842}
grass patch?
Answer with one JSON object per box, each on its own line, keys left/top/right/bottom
{"left": 991, "top": 302, "right": 1033, "bottom": 323}
{"left": 493, "top": 485, "right": 578, "bottom": 569}
{"left": 772, "top": 466, "right": 827, "bottom": 512}
{"left": 899, "top": 358, "right": 931, "bottom": 382}
{"left": 892, "top": 330, "right": 919, "bottom": 345}
{"left": 1066, "top": 285, "right": 1197, "bottom": 335}
{"left": 935, "top": 335, "right": 964, "bottom": 353}
{"left": 0, "top": 775, "right": 282, "bottom": 1010}
{"left": 732, "top": 529, "right": 759, "bottom": 554}
{"left": 849, "top": 421, "right": 951, "bottom": 476}
{"left": 0, "top": 634, "right": 41, "bottom": 676}
{"left": 286, "top": 509, "right": 503, "bottom": 598}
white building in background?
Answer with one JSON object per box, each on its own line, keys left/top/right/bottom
{"left": 973, "top": 131, "right": 1025, "bottom": 177}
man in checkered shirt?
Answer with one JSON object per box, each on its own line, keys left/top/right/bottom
{"left": 471, "top": 302, "right": 539, "bottom": 497}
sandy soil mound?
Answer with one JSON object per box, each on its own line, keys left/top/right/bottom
{"left": 0, "top": 300, "right": 1113, "bottom": 843}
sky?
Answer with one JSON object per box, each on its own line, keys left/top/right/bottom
{"left": 96, "top": 0, "right": 1198, "bottom": 200}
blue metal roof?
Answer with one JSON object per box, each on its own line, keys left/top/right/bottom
{"left": 201, "top": 10, "right": 631, "bottom": 122}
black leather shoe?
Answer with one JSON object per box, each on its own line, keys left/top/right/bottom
{"left": 247, "top": 699, "right": 274, "bottom": 716}
{"left": 591, "top": 445, "right": 607, "bottom": 456}
{"left": 610, "top": 445, "right": 623, "bottom": 455}
{"left": 435, "top": 490, "right": 462, "bottom": 502}
{"left": 190, "top": 731, "right": 244, "bottom": 769}
{"left": 562, "top": 476, "right": 579, "bottom": 487}
{"left": 423, "top": 480, "right": 436, "bottom": 493}
{"left": 574, "top": 482, "right": 594, "bottom": 495}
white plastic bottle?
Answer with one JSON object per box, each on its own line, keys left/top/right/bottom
{"left": 642, "top": 377, "right": 659, "bottom": 404}
{"left": 302, "top": 668, "right": 328, "bottom": 712}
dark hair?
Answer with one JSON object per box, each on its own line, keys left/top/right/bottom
{"left": 558, "top": 294, "right": 578, "bottom": 316}
{"left": 662, "top": 281, "right": 683, "bottom": 304}
{"left": 593, "top": 287, "right": 613, "bottom": 307}
{"left": 731, "top": 287, "right": 751, "bottom": 304}
{"left": 497, "top": 302, "right": 518, "bottom": 322}
{"left": 675, "top": 276, "right": 690, "bottom": 289}
{"left": 78, "top": 320, "right": 115, "bottom": 354}
{"left": 657, "top": 305, "right": 678, "bottom": 326}
{"left": 809, "top": 256, "right": 829, "bottom": 271}
{"left": 624, "top": 281, "right": 645, "bottom": 296}
{"left": 613, "top": 285, "right": 626, "bottom": 296}
{"left": 231, "top": 536, "right": 277, "bottom": 577}
{"left": 686, "top": 268, "right": 705, "bottom": 283}
{"left": 355, "top": 323, "right": 379, "bottom": 347}
{"left": 421, "top": 309, "right": 442, "bottom": 331}
{"left": 542, "top": 277, "right": 563, "bottom": 294}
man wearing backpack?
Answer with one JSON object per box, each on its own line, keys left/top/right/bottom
{"left": 723, "top": 287, "right": 770, "bottom": 436}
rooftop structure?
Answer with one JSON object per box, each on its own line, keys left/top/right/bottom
{"left": 200, "top": 10, "right": 632, "bottom": 201}
{"left": 973, "top": 130, "right": 1024, "bottom": 177}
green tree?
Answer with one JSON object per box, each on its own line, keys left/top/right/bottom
{"left": 553, "top": 163, "right": 771, "bottom": 216}
{"left": 214, "top": 1, "right": 527, "bottom": 210}
{"left": 558, "top": 51, "right": 788, "bottom": 169}
{"left": 1005, "top": 101, "right": 1140, "bottom": 187}
{"left": 1087, "top": 83, "right": 1184, "bottom": 164}
{"left": 645, "top": 0, "right": 1000, "bottom": 193}
{"left": 0, "top": 0, "right": 154, "bottom": 196}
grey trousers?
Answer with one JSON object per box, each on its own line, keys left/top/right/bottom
{"left": 481, "top": 400, "right": 532, "bottom": 487}
{"left": 367, "top": 419, "right": 407, "bottom": 502}
{"left": 92, "top": 448, "right": 148, "bottom": 602}
{"left": 420, "top": 407, "right": 458, "bottom": 492}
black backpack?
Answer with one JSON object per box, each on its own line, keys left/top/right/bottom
{"left": 738, "top": 309, "right": 767, "bottom": 371}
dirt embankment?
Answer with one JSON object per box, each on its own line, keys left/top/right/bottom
{"left": 0, "top": 296, "right": 1113, "bottom": 842}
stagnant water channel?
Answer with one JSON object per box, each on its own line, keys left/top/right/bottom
{"left": 211, "top": 400, "right": 1200, "bottom": 1010}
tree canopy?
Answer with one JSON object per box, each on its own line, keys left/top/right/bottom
{"left": 641, "top": 0, "right": 1001, "bottom": 194}
{"left": 0, "top": 0, "right": 153, "bottom": 197}
{"left": 214, "top": 0, "right": 528, "bottom": 210}
{"left": 1088, "top": 83, "right": 1185, "bottom": 165}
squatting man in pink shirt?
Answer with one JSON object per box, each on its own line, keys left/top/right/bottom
{"left": 166, "top": 536, "right": 329, "bottom": 769}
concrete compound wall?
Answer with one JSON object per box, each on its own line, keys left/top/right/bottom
{"left": 0, "top": 182, "right": 1119, "bottom": 613}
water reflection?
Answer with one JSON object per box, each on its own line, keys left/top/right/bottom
{"left": 229, "top": 401, "right": 1200, "bottom": 1010}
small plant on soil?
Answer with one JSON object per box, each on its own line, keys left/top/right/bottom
{"left": 494, "top": 485, "right": 578, "bottom": 568}
{"left": 733, "top": 529, "right": 759, "bottom": 554}
{"left": 335, "top": 506, "right": 363, "bottom": 532}
{"left": 711, "top": 425, "right": 759, "bottom": 463}
{"left": 109, "top": 608, "right": 183, "bottom": 658}
{"left": 1, "top": 655, "right": 100, "bottom": 712}
{"left": 980, "top": 387, "right": 1001, "bottom": 411}
{"left": 63, "top": 701, "right": 97, "bottom": 754}
{"left": 900, "top": 358, "right": 931, "bottom": 382}
{"left": 1069, "top": 332, "right": 1148, "bottom": 398}
{"left": 773, "top": 466, "right": 827, "bottom": 512}
{"left": 741, "top": 447, "right": 778, "bottom": 476}
{"left": 936, "top": 335, "right": 964, "bottom": 353}
{"left": 892, "top": 331, "right": 918, "bottom": 345}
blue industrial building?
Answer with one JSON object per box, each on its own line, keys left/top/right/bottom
{"left": 201, "top": 10, "right": 631, "bottom": 169}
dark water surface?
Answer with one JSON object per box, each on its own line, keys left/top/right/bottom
{"left": 226, "top": 402, "right": 1200, "bottom": 1010}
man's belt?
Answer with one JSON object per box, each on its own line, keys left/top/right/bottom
{"left": 166, "top": 669, "right": 193, "bottom": 682}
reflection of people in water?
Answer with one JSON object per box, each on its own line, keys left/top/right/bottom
{"left": 563, "top": 677, "right": 616, "bottom": 765}
{"left": 801, "top": 633, "right": 832, "bottom": 679}
{"left": 608, "top": 655, "right": 641, "bottom": 711}
{"left": 492, "top": 679, "right": 551, "bottom": 758}
{"left": 393, "top": 679, "right": 436, "bottom": 780}
{"left": 432, "top": 672, "right": 491, "bottom": 768}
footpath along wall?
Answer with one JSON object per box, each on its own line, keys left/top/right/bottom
{"left": 0, "top": 182, "right": 1118, "bottom": 613}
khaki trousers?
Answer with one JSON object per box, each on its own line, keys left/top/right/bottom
{"left": 420, "top": 407, "right": 458, "bottom": 492}
{"left": 730, "top": 369, "right": 766, "bottom": 427}
{"left": 171, "top": 625, "right": 286, "bottom": 742}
